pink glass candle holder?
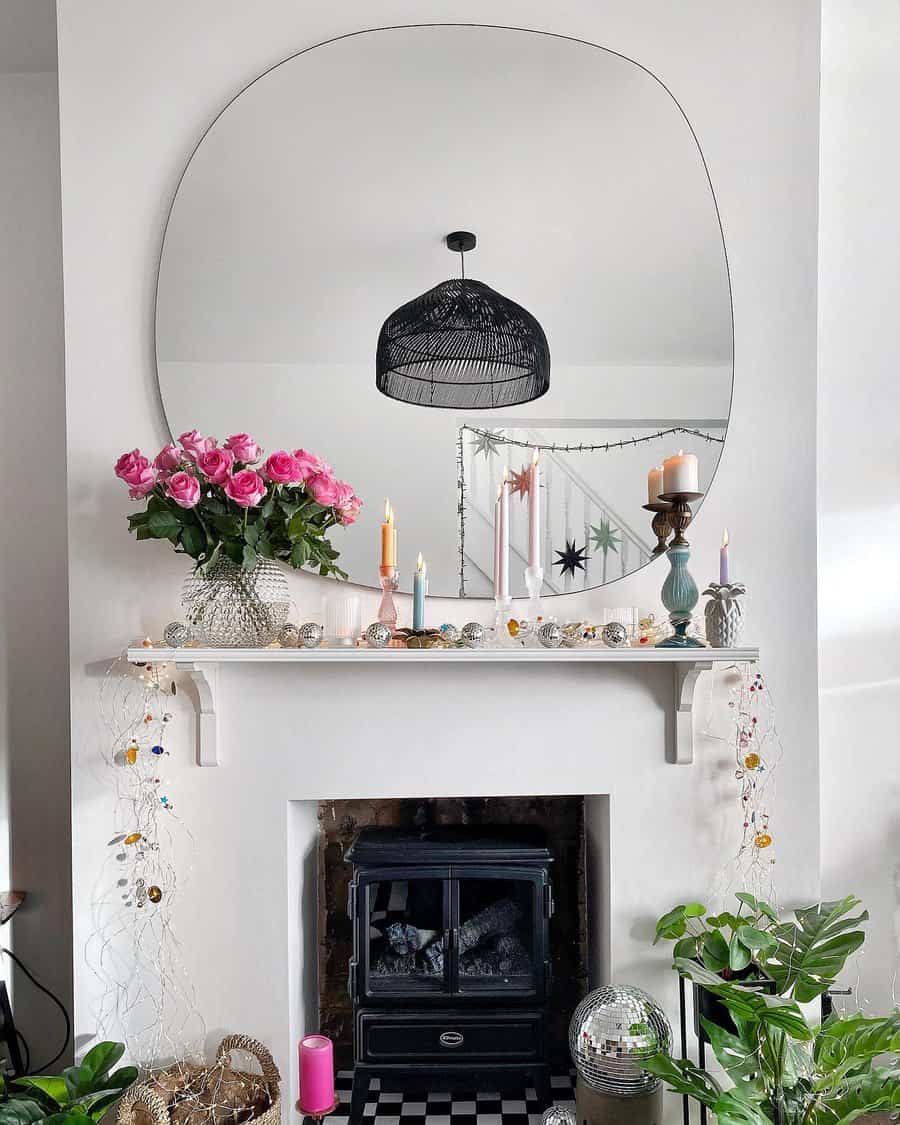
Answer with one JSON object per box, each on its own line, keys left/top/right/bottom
{"left": 377, "top": 566, "right": 398, "bottom": 631}
{"left": 299, "top": 1034, "right": 335, "bottom": 1116}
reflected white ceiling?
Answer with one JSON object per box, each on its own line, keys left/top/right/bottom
{"left": 158, "top": 26, "right": 731, "bottom": 369}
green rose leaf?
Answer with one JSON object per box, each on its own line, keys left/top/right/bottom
{"left": 179, "top": 524, "right": 206, "bottom": 559}
{"left": 147, "top": 509, "right": 182, "bottom": 540}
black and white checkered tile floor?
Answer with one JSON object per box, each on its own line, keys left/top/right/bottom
{"left": 333, "top": 1071, "right": 575, "bottom": 1125}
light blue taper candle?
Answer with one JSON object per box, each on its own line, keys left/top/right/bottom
{"left": 413, "top": 553, "right": 427, "bottom": 630}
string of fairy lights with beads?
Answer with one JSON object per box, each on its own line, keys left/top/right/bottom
{"left": 708, "top": 662, "right": 783, "bottom": 910}
{"left": 457, "top": 424, "right": 725, "bottom": 596}
{"left": 90, "top": 650, "right": 206, "bottom": 1069}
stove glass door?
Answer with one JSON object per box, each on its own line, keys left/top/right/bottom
{"left": 365, "top": 869, "right": 450, "bottom": 995}
{"left": 453, "top": 871, "right": 539, "bottom": 996}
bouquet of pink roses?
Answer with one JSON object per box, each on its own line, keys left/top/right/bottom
{"left": 115, "top": 430, "right": 361, "bottom": 579}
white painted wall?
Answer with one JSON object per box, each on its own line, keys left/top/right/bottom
{"left": 55, "top": 0, "right": 821, "bottom": 1110}
{"left": 818, "top": 0, "right": 900, "bottom": 1009}
{"left": 0, "top": 67, "right": 72, "bottom": 1065}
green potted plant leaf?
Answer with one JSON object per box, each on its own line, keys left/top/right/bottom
{"left": 1, "top": 1041, "right": 137, "bottom": 1125}
{"left": 654, "top": 893, "right": 778, "bottom": 1038}
{"left": 646, "top": 894, "right": 889, "bottom": 1125}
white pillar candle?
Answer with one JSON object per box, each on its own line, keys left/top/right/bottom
{"left": 499, "top": 467, "right": 510, "bottom": 599}
{"left": 493, "top": 486, "right": 502, "bottom": 598}
{"left": 662, "top": 449, "right": 699, "bottom": 494}
{"left": 647, "top": 465, "right": 664, "bottom": 504}
{"left": 528, "top": 451, "right": 541, "bottom": 568}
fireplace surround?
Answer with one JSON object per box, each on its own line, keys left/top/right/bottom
{"left": 344, "top": 825, "right": 556, "bottom": 1122}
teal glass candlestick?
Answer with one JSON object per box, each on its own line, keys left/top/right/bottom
{"left": 656, "top": 490, "right": 706, "bottom": 648}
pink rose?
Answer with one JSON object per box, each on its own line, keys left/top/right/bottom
{"left": 153, "top": 443, "right": 182, "bottom": 472}
{"left": 224, "top": 432, "right": 261, "bottom": 463}
{"left": 308, "top": 467, "right": 340, "bottom": 507}
{"left": 224, "top": 468, "right": 266, "bottom": 508}
{"left": 165, "top": 470, "right": 201, "bottom": 509}
{"left": 115, "top": 448, "right": 149, "bottom": 482}
{"left": 263, "top": 450, "right": 302, "bottom": 484}
{"left": 178, "top": 429, "right": 216, "bottom": 462}
{"left": 292, "top": 448, "right": 324, "bottom": 483}
{"left": 335, "top": 482, "right": 362, "bottom": 526}
{"left": 197, "top": 446, "right": 234, "bottom": 485}
{"left": 115, "top": 449, "right": 156, "bottom": 497}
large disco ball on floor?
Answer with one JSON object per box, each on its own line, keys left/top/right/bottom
{"left": 569, "top": 985, "right": 672, "bottom": 1097}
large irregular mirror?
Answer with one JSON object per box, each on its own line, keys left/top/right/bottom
{"left": 156, "top": 25, "right": 732, "bottom": 598}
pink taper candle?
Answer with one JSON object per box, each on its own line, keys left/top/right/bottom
{"left": 299, "top": 1035, "right": 335, "bottom": 1114}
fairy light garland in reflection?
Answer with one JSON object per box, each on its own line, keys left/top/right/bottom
{"left": 90, "top": 652, "right": 206, "bottom": 1068}
{"left": 457, "top": 424, "right": 725, "bottom": 596}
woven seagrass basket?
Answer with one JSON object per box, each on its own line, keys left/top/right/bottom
{"left": 117, "top": 1035, "right": 281, "bottom": 1125}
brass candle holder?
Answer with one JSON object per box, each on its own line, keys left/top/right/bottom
{"left": 655, "top": 490, "right": 706, "bottom": 649}
{"left": 658, "top": 490, "right": 703, "bottom": 546}
{"left": 642, "top": 501, "right": 673, "bottom": 555}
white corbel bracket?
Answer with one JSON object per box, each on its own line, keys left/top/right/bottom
{"left": 177, "top": 661, "right": 219, "bottom": 766}
{"left": 668, "top": 660, "right": 714, "bottom": 765}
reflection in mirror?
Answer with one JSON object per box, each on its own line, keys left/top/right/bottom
{"left": 156, "top": 25, "right": 732, "bottom": 598}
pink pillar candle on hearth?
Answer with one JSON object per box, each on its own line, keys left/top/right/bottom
{"left": 299, "top": 1035, "right": 334, "bottom": 1114}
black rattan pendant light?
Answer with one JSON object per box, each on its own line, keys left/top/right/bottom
{"left": 376, "top": 232, "right": 550, "bottom": 410}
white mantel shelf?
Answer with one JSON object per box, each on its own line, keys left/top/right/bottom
{"left": 127, "top": 645, "right": 758, "bottom": 768}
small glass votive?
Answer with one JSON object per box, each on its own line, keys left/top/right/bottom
{"left": 324, "top": 595, "right": 361, "bottom": 647}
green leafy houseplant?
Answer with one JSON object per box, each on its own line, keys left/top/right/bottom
{"left": 645, "top": 895, "right": 900, "bottom": 1125}
{"left": 654, "top": 893, "right": 781, "bottom": 978}
{"left": 1, "top": 1041, "right": 137, "bottom": 1125}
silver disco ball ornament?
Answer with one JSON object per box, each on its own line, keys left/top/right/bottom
{"left": 279, "top": 623, "right": 300, "bottom": 648}
{"left": 601, "top": 621, "right": 629, "bottom": 649}
{"left": 461, "top": 622, "right": 485, "bottom": 648}
{"left": 163, "top": 620, "right": 193, "bottom": 648}
{"left": 541, "top": 1107, "right": 576, "bottom": 1125}
{"left": 298, "top": 622, "right": 324, "bottom": 649}
{"left": 365, "top": 622, "right": 392, "bottom": 649}
{"left": 538, "top": 621, "right": 562, "bottom": 649}
{"left": 569, "top": 985, "right": 671, "bottom": 1097}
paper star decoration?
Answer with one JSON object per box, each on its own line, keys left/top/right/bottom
{"left": 470, "top": 429, "right": 505, "bottom": 459}
{"left": 589, "top": 519, "right": 621, "bottom": 556}
{"left": 554, "top": 539, "right": 590, "bottom": 578}
{"left": 509, "top": 465, "right": 532, "bottom": 499}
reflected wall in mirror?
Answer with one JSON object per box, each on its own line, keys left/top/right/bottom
{"left": 156, "top": 25, "right": 732, "bottom": 598}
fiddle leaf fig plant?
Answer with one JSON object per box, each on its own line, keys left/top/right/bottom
{"left": 646, "top": 892, "right": 899, "bottom": 1125}
{"left": 1, "top": 1041, "right": 137, "bottom": 1125}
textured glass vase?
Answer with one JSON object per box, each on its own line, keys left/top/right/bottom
{"left": 181, "top": 556, "right": 289, "bottom": 647}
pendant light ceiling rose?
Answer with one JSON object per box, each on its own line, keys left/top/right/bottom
{"left": 376, "top": 230, "right": 550, "bottom": 410}
{"left": 446, "top": 231, "right": 477, "bottom": 254}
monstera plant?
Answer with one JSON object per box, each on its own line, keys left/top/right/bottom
{"left": 0, "top": 1041, "right": 137, "bottom": 1125}
{"left": 646, "top": 895, "right": 900, "bottom": 1125}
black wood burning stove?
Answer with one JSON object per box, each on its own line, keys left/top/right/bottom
{"left": 345, "top": 826, "right": 554, "bottom": 1122}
